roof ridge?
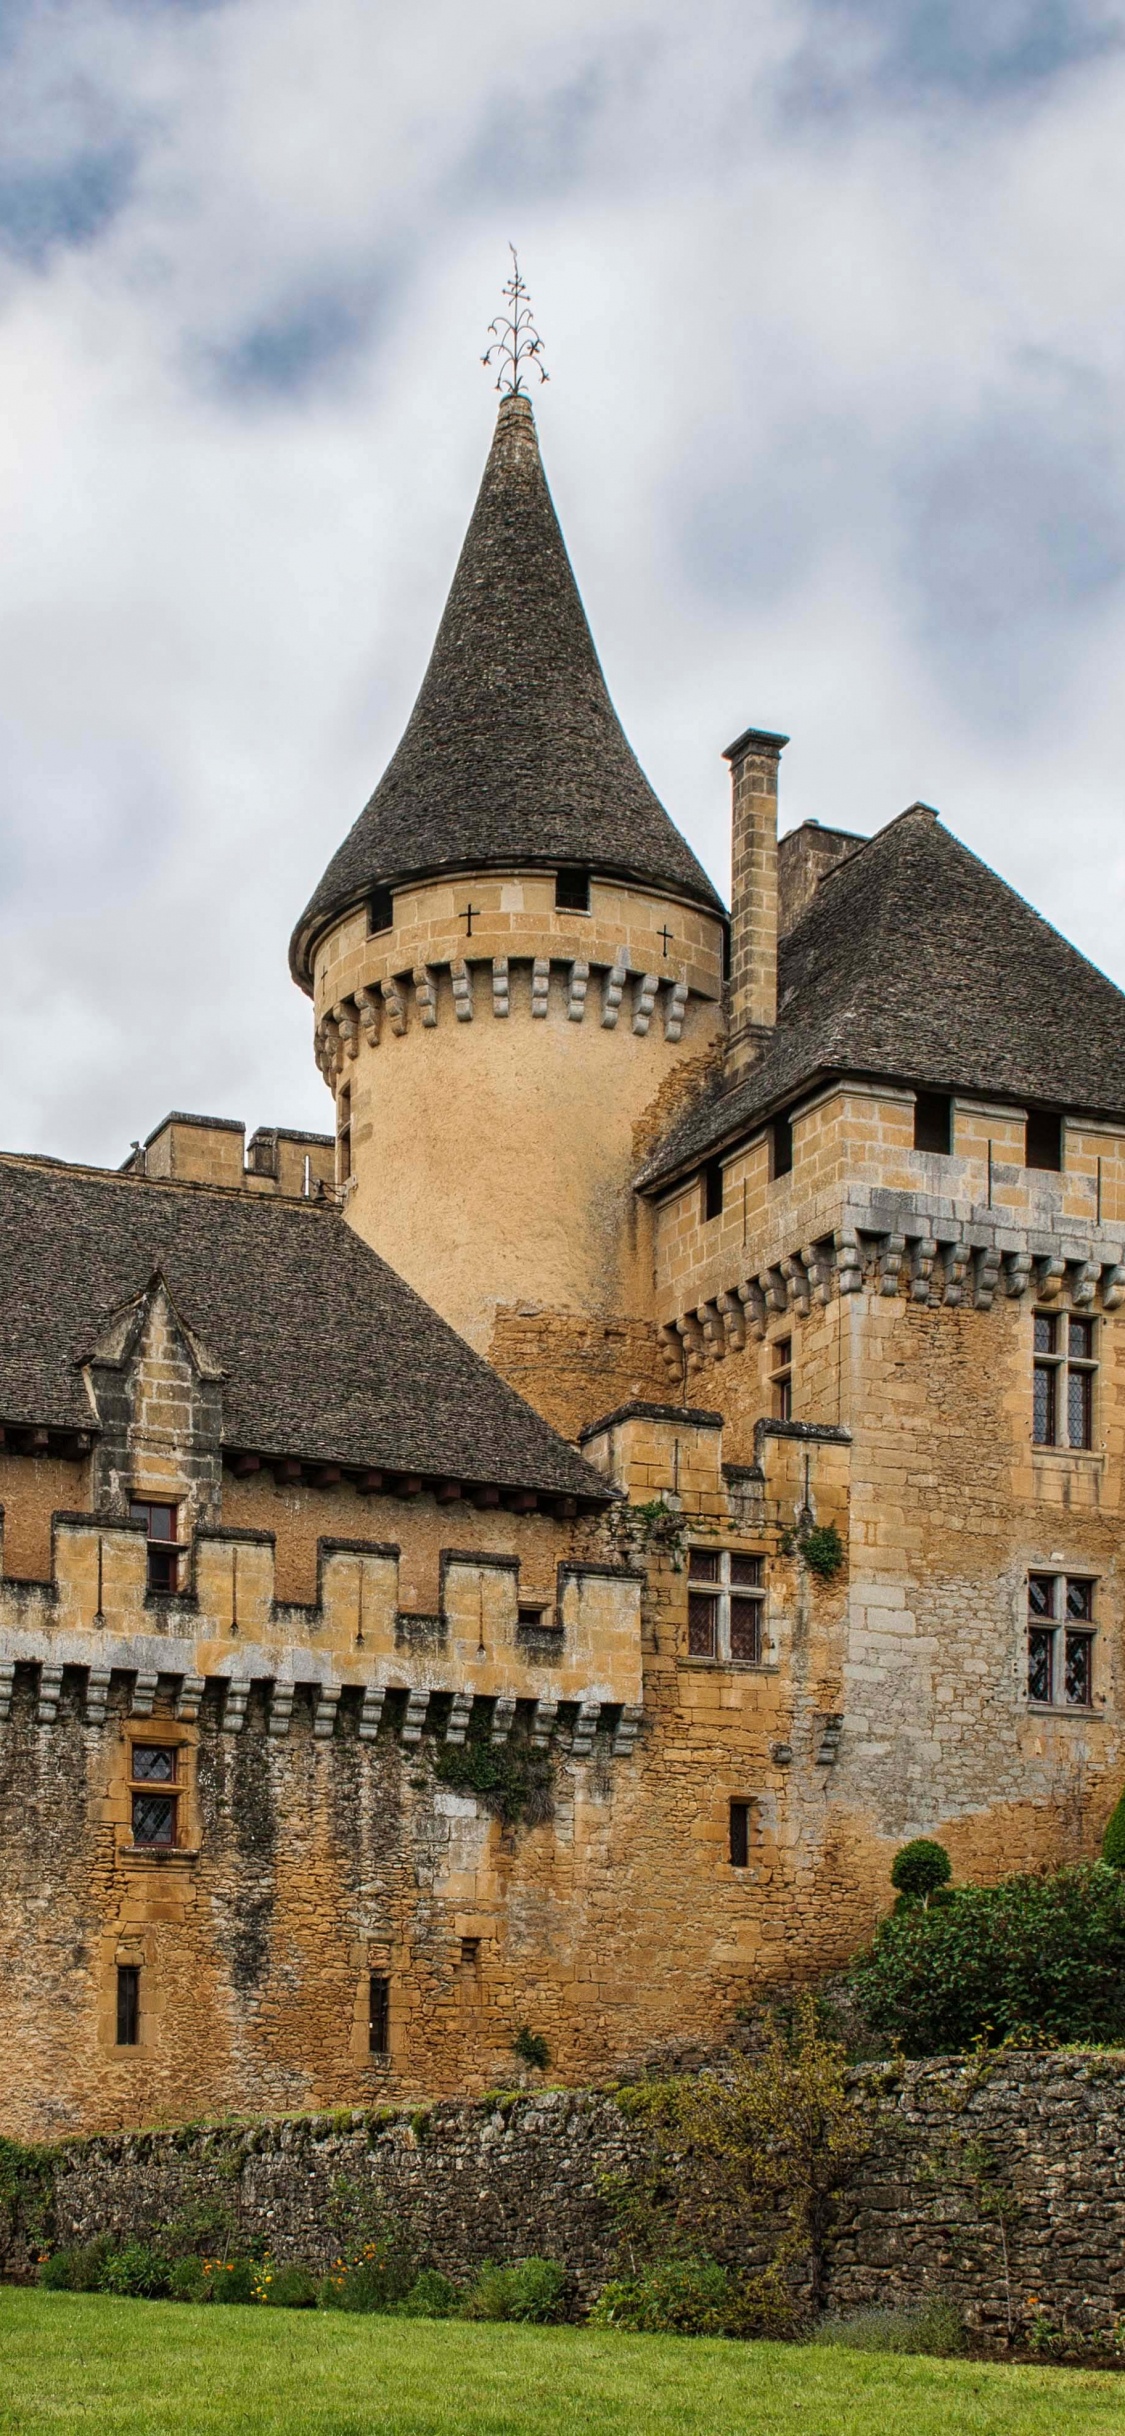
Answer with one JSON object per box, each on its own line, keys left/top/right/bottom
{"left": 0, "top": 1149, "right": 337, "bottom": 1215}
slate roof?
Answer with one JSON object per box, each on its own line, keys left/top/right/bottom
{"left": 290, "top": 393, "right": 722, "bottom": 987}
{"left": 637, "top": 805, "right": 1125, "bottom": 1190}
{"left": 0, "top": 1157, "right": 610, "bottom": 1501}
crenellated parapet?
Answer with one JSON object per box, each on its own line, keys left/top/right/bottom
{"left": 0, "top": 1513, "right": 643, "bottom": 1754}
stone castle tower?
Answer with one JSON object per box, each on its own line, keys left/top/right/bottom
{"left": 290, "top": 393, "right": 737, "bottom": 1423}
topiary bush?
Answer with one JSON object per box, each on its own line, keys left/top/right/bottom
{"left": 1102, "top": 1791, "right": 1125, "bottom": 1870}
{"left": 461, "top": 2257, "right": 567, "bottom": 2323}
{"left": 848, "top": 1861, "right": 1125, "bottom": 2055}
{"left": 890, "top": 1839, "right": 952, "bottom": 1906}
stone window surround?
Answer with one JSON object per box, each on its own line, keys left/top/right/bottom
{"left": 684, "top": 1546, "right": 773, "bottom": 1670}
{"left": 1033, "top": 1306, "right": 1098, "bottom": 1452}
{"left": 1026, "top": 1571, "right": 1099, "bottom": 1715}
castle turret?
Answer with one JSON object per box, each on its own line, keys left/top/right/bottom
{"left": 290, "top": 393, "right": 726, "bottom": 1428}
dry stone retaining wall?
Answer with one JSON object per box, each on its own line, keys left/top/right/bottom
{"left": 6, "top": 2054, "right": 1125, "bottom": 2342}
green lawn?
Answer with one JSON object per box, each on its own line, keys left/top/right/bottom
{"left": 0, "top": 2291, "right": 1122, "bottom": 2436}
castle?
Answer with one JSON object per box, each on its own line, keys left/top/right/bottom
{"left": 2, "top": 385, "right": 1124, "bottom": 2140}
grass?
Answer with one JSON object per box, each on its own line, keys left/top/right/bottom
{"left": 0, "top": 2290, "right": 1123, "bottom": 2436}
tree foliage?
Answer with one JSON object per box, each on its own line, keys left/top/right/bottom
{"left": 1102, "top": 1790, "right": 1125, "bottom": 1871}
{"left": 890, "top": 1840, "right": 952, "bottom": 1903}
{"left": 848, "top": 1862, "right": 1125, "bottom": 2055}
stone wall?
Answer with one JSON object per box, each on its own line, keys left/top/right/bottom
{"left": 6, "top": 2054, "right": 1125, "bottom": 2343}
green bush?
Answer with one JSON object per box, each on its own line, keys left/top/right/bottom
{"left": 813, "top": 2298, "right": 964, "bottom": 2357}
{"left": 1102, "top": 1791, "right": 1125, "bottom": 1870}
{"left": 890, "top": 1840, "right": 952, "bottom": 1904}
{"left": 208, "top": 2257, "right": 258, "bottom": 2305}
{"left": 318, "top": 2231, "right": 416, "bottom": 2313}
{"left": 395, "top": 2269, "right": 460, "bottom": 2318}
{"left": 99, "top": 2243, "right": 172, "bottom": 2300}
{"left": 461, "top": 2257, "right": 567, "bottom": 2324}
{"left": 848, "top": 1861, "right": 1125, "bottom": 2054}
{"left": 38, "top": 2238, "right": 113, "bottom": 2293}
{"left": 434, "top": 1725, "right": 553, "bottom": 1826}
{"left": 512, "top": 2026, "right": 550, "bottom": 2071}
{"left": 168, "top": 2257, "right": 211, "bottom": 2304}
{"left": 590, "top": 2259, "right": 736, "bottom": 2336}
{"left": 259, "top": 2263, "right": 318, "bottom": 2309}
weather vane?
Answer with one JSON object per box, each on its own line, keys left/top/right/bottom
{"left": 482, "top": 245, "right": 548, "bottom": 397}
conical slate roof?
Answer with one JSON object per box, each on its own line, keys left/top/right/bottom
{"left": 637, "top": 804, "right": 1125, "bottom": 1188}
{"left": 290, "top": 393, "right": 722, "bottom": 987}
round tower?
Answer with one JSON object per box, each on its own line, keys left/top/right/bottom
{"left": 290, "top": 393, "right": 726, "bottom": 1424}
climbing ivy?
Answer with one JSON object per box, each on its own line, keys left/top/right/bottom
{"left": 433, "top": 1724, "right": 554, "bottom": 1827}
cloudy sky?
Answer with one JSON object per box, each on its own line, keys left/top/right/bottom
{"left": 1, "top": 0, "right": 1124, "bottom": 1166}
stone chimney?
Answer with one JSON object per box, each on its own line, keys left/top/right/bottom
{"left": 723, "top": 725, "right": 788, "bottom": 1080}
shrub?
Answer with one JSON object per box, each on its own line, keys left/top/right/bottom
{"left": 461, "top": 2257, "right": 567, "bottom": 2324}
{"left": 590, "top": 2259, "right": 736, "bottom": 2337}
{"left": 318, "top": 2230, "right": 416, "bottom": 2313}
{"left": 100, "top": 2243, "right": 172, "bottom": 2299}
{"left": 1102, "top": 1791, "right": 1125, "bottom": 1870}
{"left": 813, "top": 2298, "right": 964, "bottom": 2357}
{"left": 168, "top": 2256, "right": 210, "bottom": 2304}
{"left": 39, "top": 2249, "right": 78, "bottom": 2291}
{"left": 395, "top": 2269, "right": 460, "bottom": 2318}
{"left": 512, "top": 2026, "right": 550, "bottom": 2071}
{"left": 434, "top": 1725, "right": 553, "bottom": 1827}
{"left": 848, "top": 1862, "right": 1125, "bottom": 2054}
{"left": 39, "top": 2238, "right": 113, "bottom": 2293}
{"left": 258, "top": 2263, "right": 318, "bottom": 2309}
{"left": 208, "top": 2257, "right": 258, "bottom": 2304}
{"left": 802, "top": 1524, "right": 844, "bottom": 1581}
{"left": 890, "top": 1840, "right": 952, "bottom": 1904}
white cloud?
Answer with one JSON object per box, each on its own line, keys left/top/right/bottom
{"left": 0, "top": 0, "right": 1124, "bottom": 1164}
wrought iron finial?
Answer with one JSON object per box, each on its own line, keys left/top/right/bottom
{"left": 482, "top": 245, "right": 548, "bottom": 397}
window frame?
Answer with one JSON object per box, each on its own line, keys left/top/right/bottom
{"left": 128, "top": 1500, "right": 183, "bottom": 1595}
{"left": 701, "top": 1156, "right": 724, "bottom": 1223}
{"left": 1032, "top": 1310, "right": 1097, "bottom": 1451}
{"left": 554, "top": 867, "right": 591, "bottom": 913}
{"left": 116, "top": 1963, "right": 140, "bottom": 2048}
{"left": 369, "top": 1971, "right": 391, "bottom": 2056}
{"left": 771, "top": 1336, "right": 793, "bottom": 1423}
{"left": 1026, "top": 1573, "right": 1096, "bottom": 1712}
{"left": 913, "top": 1091, "right": 952, "bottom": 1155}
{"left": 686, "top": 1548, "right": 768, "bottom": 1666}
{"left": 128, "top": 1741, "right": 182, "bottom": 1850}
{"left": 729, "top": 1800, "right": 751, "bottom": 1869}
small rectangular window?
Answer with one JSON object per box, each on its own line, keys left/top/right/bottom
{"left": 914, "top": 1092, "right": 952, "bottom": 1155}
{"left": 1026, "top": 1110, "right": 1063, "bottom": 1171}
{"left": 770, "top": 1114, "right": 793, "bottom": 1179}
{"left": 369, "top": 1972, "right": 390, "bottom": 2056}
{"left": 460, "top": 1937, "right": 480, "bottom": 1968}
{"left": 1032, "top": 1310, "right": 1095, "bottom": 1449}
{"left": 129, "top": 1501, "right": 181, "bottom": 1595}
{"left": 337, "top": 1085, "right": 351, "bottom": 1187}
{"left": 555, "top": 867, "right": 590, "bottom": 912}
{"left": 686, "top": 1549, "right": 767, "bottom": 1666}
{"left": 1027, "top": 1574, "right": 1095, "bottom": 1708}
{"left": 116, "top": 1965, "right": 139, "bottom": 2048}
{"left": 772, "top": 1338, "right": 793, "bottom": 1423}
{"left": 729, "top": 1801, "right": 750, "bottom": 1869}
{"left": 702, "top": 1157, "right": 724, "bottom": 1222}
{"left": 130, "top": 1745, "right": 179, "bottom": 1847}
{"left": 368, "top": 885, "right": 394, "bottom": 935}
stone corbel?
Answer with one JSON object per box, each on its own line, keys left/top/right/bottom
{"left": 268, "top": 1681, "right": 296, "bottom": 1738}
{"left": 38, "top": 1662, "right": 64, "bottom": 1724}
{"left": 492, "top": 959, "right": 509, "bottom": 1017}
{"left": 760, "top": 1267, "right": 788, "bottom": 1316}
{"left": 446, "top": 1691, "right": 473, "bottom": 1746}
{"left": 87, "top": 1665, "right": 112, "bottom": 1725}
{"left": 358, "top": 1685, "right": 386, "bottom": 1743}
{"left": 571, "top": 1699, "right": 601, "bottom": 1757}
{"left": 717, "top": 1289, "right": 746, "bottom": 1352}
{"left": 781, "top": 1254, "right": 811, "bottom": 1317}
{"left": 0, "top": 1662, "right": 14, "bottom": 1722}
{"left": 878, "top": 1234, "right": 906, "bottom": 1297}
{"left": 490, "top": 1694, "right": 516, "bottom": 1745}
{"left": 910, "top": 1238, "right": 937, "bottom": 1303}
{"left": 131, "top": 1669, "right": 158, "bottom": 1718}
{"left": 531, "top": 958, "right": 550, "bottom": 1018}
{"left": 355, "top": 986, "right": 382, "bottom": 1046}
{"left": 737, "top": 1279, "right": 767, "bottom": 1338}
{"left": 973, "top": 1246, "right": 1002, "bottom": 1310}
{"left": 334, "top": 1001, "right": 360, "bottom": 1059}
{"left": 943, "top": 1240, "right": 970, "bottom": 1306}
{"left": 1071, "top": 1260, "right": 1099, "bottom": 1307}
{"left": 1102, "top": 1264, "right": 1125, "bottom": 1311}
{"left": 657, "top": 1323, "right": 685, "bottom": 1383}
{"left": 1037, "top": 1255, "right": 1066, "bottom": 1301}
{"left": 601, "top": 951, "right": 628, "bottom": 1029}
{"left": 1004, "top": 1251, "right": 1033, "bottom": 1297}
{"left": 450, "top": 960, "right": 473, "bottom": 1022}
{"left": 696, "top": 1301, "right": 725, "bottom": 1360}
{"left": 678, "top": 1312, "right": 707, "bottom": 1374}
{"left": 401, "top": 1688, "right": 429, "bottom": 1744}
{"left": 567, "top": 960, "right": 589, "bottom": 1021}
{"left": 412, "top": 968, "right": 438, "bottom": 1028}
{"left": 530, "top": 1697, "right": 559, "bottom": 1749}
{"left": 221, "top": 1679, "right": 251, "bottom": 1734}
{"left": 381, "top": 978, "right": 407, "bottom": 1037}
{"left": 664, "top": 979, "right": 689, "bottom": 1043}
{"left": 319, "top": 1014, "right": 343, "bottom": 1078}
{"left": 802, "top": 1242, "right": 835, "bottom": 1307}
{"left": 632, "top": 973, "right": 659, "bottom": 1036}
{"left": 612, "top": 1703, "right": 643, "bottom": 1757}
{"left": 835, "top": 1229, "right": 863, "bottom": 1293}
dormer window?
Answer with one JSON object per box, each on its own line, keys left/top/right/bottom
{"left": 368, "top": 885, "right": 394, "bottom": 936}
{"left": 555, "top": 868, "right": 590, "bottom": 912}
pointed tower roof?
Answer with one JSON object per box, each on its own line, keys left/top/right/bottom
{"left": 290, "top": 393, "right": 723, "bottom": 988}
